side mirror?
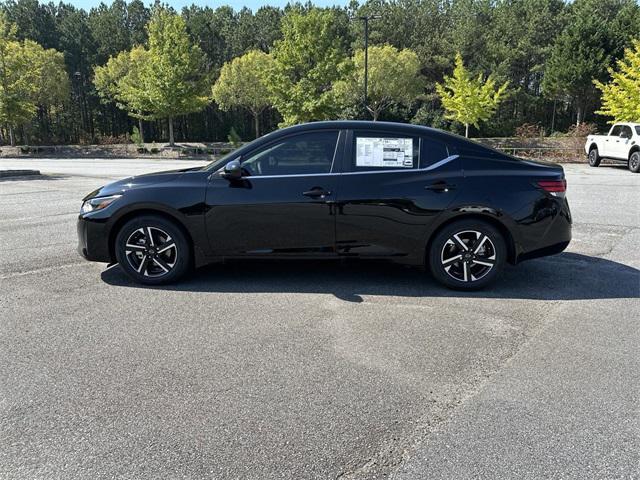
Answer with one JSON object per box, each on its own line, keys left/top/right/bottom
{"left": 220, "top": 159, "right": 242, "bottom": 180}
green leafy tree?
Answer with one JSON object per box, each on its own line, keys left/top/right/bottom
{"left": 0, "top": 13, "right": 68, "bottom": 145}
{"left": 212, "top": 50, "right": 274, "bottom": 138}
{"left": 594, "top": 39, "right": 640, "bottom": 123}
{"left": 268, "top": 8, "right": 349, "bottom": 126}
{"left": 138, "top": 8, "right": 210, "bottom": 146}
{"left": 94, "top": 46, "right": 150, "bottom": 142}
{"left": 436, "top": 53, "right": 508, "bottom": 137}
{"left": 333, "top": 44, "right": 423, "bottom": 121}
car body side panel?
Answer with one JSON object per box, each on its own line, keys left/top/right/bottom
{"left": 334, "top": 155, "right": 464, "bottom": 264}
{"left": 204, "top": 174, "right": 338, "bottom": 256}
{"left": 459, "top": 156, "right": 571, "bottom": 261}
{"left": 78, "top": 170, "right": 210, "bottom": 264}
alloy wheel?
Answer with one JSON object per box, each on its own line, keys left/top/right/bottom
{"left": 124, "top": 226, "right": 178, "bottom": 278}
{"left": 440, "top": 230, "right": 497, "bottom": 282}
{"left": 630, "top": 153, "right": 640, "bottom": 171}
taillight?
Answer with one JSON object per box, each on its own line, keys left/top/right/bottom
{"left": 537, "top": 179, "right": 566, "bottom": 197}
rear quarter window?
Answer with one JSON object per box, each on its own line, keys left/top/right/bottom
{"left": 420, "top": 138, "right": 450, "bottom": 168}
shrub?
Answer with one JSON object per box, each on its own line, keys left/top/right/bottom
{"left": 96, "top": 134, "right": 129, "bottom": 145}
{"left": 228, "top": 127, "right": 242, "bottom": 147}
{"left": 130, "top": 126, "right": 143, "bottom": 147}
{"left": 515, "top": 123, "right": 544, "bottom": 138}
{"left": 566, "top": 122, "right": 597, "bottom": 137}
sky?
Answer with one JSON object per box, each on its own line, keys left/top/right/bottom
{"left": 70, "top": 0, "right": 350, "bottom": 11}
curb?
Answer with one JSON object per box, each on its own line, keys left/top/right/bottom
{"left": 0, "top": 169, "right": 41, "bottom": 178}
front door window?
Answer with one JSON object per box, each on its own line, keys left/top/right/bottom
{"left": 241, "top": 131, "right": 339, "bottom": 177}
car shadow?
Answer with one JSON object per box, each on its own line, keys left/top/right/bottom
{"left": 0, "top": 173, "right": 68, "bottom": 182}
{"left": 100, "top": 252, "right": 640, "bottom": 302}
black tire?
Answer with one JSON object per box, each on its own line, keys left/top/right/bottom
{"left": 428, "top": 219, "right": 506, "bottom": 290}
{"left": 588, "top": 147, "right": 601, "bottom": 167}
{"left": 115, "top": 215, "right": 191, "bottom": 285}
{"left": 629, "top": 151, "right": 640, "bottom": 173}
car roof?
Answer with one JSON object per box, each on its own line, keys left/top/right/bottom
{"left": 613, "top": 122, "right": 640, "bottom": 127}
{"left": 222, "top": 120, "right": 511, "bottom": 163}
{"left": 273, "top": 120, "right": 445, "bottom": 137}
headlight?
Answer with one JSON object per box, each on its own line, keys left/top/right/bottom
{"left": 81, "top": 194, "right": 122, "bottom": 214}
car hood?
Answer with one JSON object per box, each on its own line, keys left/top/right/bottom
{"left": 83, "top": 167, "right": 201, "bottom": 200}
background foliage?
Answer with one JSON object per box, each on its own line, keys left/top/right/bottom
{"left": 0, "top": 0, "right": 638, "bottom": 145}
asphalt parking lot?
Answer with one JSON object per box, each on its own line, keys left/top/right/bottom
{"left": 1, "top": 158, "right": 638, "bottom": 479}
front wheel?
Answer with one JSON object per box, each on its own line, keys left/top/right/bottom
{"left": 428, "top": 220, "right": 506, "bottom": 290}
{"left": 115, "top": 215, "right": 191, "bottom": 285}
{"left": 588, "top": 147, "right": 601, "bottom": 167}
{"left": 629, "top": 151, "right": 640, "bottom": 173}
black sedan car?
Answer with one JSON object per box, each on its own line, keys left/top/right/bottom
{"left": 78, "top": 121, "right": 571, "bottom": 290}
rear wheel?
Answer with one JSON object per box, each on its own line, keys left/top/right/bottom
{"left": 629, "top": 151, "right": 640, "bottom": 173}
{"left": 115, "top": 215, "right": 191, "bottom": 284}
{"left": 588, "top": 147, "right": 601, "bottom": 167}
{"left": 429, "top": 220, "right": 506, "bottom": 290}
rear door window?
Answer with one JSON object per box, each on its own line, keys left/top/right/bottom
{"left": 621, "top": 125, "right": 633, "bottom": 138}
{"left": 351, "top": 131, "right": 420, "bottom": 172}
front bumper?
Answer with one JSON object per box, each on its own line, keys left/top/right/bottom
{"left": 77, "top": 214, "right": 112, "bottom": 263}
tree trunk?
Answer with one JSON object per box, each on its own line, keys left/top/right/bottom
{"left": 372, "top": 110, "right": 379, "bottom": 121}
{"left": 253, "top": 112, "right": 260, "bottom": 139}
{"left": 168, "top": 117, "right": 174, "bottom": 146}
{"left": 465, "top": 123, "right": 469, "bottom": 138}
{"left": 9, "top": 125, "right": 15, "bottom": 146}
{"left": 576, "top": 105, "right": 582, "bottom": 127}
{"left": 551, "top": 99, "right": 557, "bottom": 133}
{"left": 138, "top": 118, "right": 145, "bottom": 143}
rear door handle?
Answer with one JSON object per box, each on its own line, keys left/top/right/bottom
{"left": 425, "top": 182, "right": 455, "bottom": 192}
{"left": 303, "top": 187, "right": 331, "bottom": 199}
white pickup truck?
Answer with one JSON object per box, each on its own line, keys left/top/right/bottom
{"left": 585, "top": 123, "right": 640, "bottom": 173}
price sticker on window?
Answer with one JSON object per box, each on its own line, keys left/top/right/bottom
{"left": 356, "top": 137, "right": 414, "bottom": 168}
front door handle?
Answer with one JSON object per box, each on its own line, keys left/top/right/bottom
{"left": 303, "top": 187, "right": 331, "bottom": 199}
{"left": 425, "top": 181, "right": 455, "bottom": 192}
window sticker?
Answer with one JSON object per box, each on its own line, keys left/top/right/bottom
{"left": 356, "top": 137, "right": 414, "bottom": 168}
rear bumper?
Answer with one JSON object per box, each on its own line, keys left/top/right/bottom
{"left": 77, "top": 215, "right": 112, "bottom": 263}
{"left": 516, "top": 197, "right": 571, "bottom": 263}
